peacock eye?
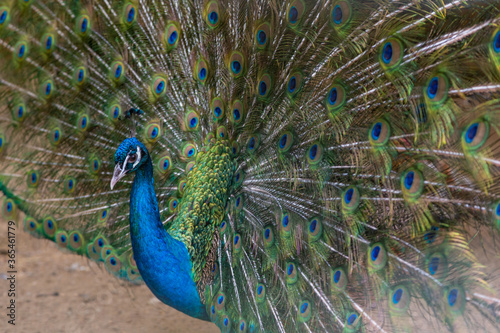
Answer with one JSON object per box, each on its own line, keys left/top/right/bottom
{"left": 128, "top": 153, "right": 138, "bottom": 163}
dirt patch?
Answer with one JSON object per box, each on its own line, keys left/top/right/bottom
{"left": 0, "top": 227, "right": 219, "bottom": 333}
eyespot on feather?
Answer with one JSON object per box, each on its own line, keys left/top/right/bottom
{"left": 185, "top": 162, "right": 195, "bottom": 174}
{"left": 228, "top": 51, "right": 245, "bottom": 78}
{"left": 93, "top": 235, "right": 109, "bottom": 257}
{"left": 98, "top": 208, "right": 110, "bottom": 224}
{"left": 194, "top": 58, "right": 209, "bottom": 84}
{"left": 40, "top": 79, "right": 55, "bottom": 100}
{"left": 205, "top": 1, "right": 221, "bottom": 29}
{"left": 182, "top": 143, "right": 197, "bottom": 159}
{"left": 220, "top": 314, "right": 231, "bottom": 332}
{"left": 211, "top": 97, "right": 225, "bottom": 120}
{"left": 379, "top": 37, "right": 404, "bottom": 70}
{"left": 110, "top": 61, "right": 125, "bottom": 83}
{"left": 331, "top": 267, "right": 348, "bottom": 291}
{"left": 342, "top": 186, "right": 360, "bottom": 214}
{"left": 24, "top": 216, "right": 40, "bottom": 234}
{"left": 56, "top": 231, "right": 69, "bottom": 249}
{"left": 325, "top": 82, "right": 346, "bottom": 114}
{"left": 26, "top": 170, "right": 40, "bottom": 188}
{"left": 389, "top": 285, "right": 411, "bottom": 313}
{"left": 145, "top": 122, "right": 161, "bottom": 143}
{"left": 42, "top": 217, "right": 57, "bottom": 239}
{"left": 256, "top": 283, "right": 266, "bottom": 302}
{"left": 286, "top": 262, "right": 298, "bottom": 284}
{"left": 233, "top": 233, "right": 242, "bottom": 253}
{"left": 461, "top": 120, "right": 489, "bottom": 152}
{"left": 306, "top": 142, "right": 323, "bottom": 165}
{"left": 424, "top": 73, "right": 449, "bottom": 105}
{"left": 68, "top": 231, "right": 85, "bottom": 251}
{"left": 367, "top": 243, "right": 388, "bottom": 271}
{"left": 108, "top": 104, "right": 122, "bottom": 121}
{"left": 345, "top": 311, "right": 361, "bottom": 330}
{"left": 331, "top": 1, "right": 352, "bottom": 28}
{"left": 255, "top": 22, "right": 270, "bottom": 49}
{"left": 229, "top": 100, "right": 245, "bottom": 125}
{"left": 122, "top": 3, "right": 137, "bottom": 25}
{"left": 425, "top": 252, "right": 448, "bottom": 281}
{"left": 63, "top": 176, "right": 76, "bottom": 194}
{"left": 0, "top": 132, "right": 5, "bottom": 154}
{"left": 262, "top": 225, "right": 275, "bottom": 248}
{"left": 88, "top": 155, "right": 102, "bottom": 174}
{"left": 233, "top": 194, "right": 244, "bottom": 211}
{"left": 287, "top": 0, "right": 305, "bottom": 28}
{"left": 445, "top": 286, "right": 466, "bottom": 316}
{"left": 164, "top": 22, "right": 181, "bottom": 51}
{"left": 489, "top": 28, "right": 500, "bottom": 72}
{"left": 105, "top": 252, "right": 122, "bottom": 275}
{"left": 298, "top": 300, "right": 312, "bottom": 322}
{"left": 76, "top": 113, "right": 90, "bottom": 132}
{"left": 217, "top": 126, "right": 227, "bottom": 140}
{"left": 400, "top": 168, "right": 424, "bottom": 202}
{"left": 151, "top": 75, "right": 168, "bottom": 99}
{"left": 281, "top": 212, "right": 292, "bottom": 235}
{"left": 231, "top": 141, "right": 240, "bottom": 156}
{"left": 168, "top": 197, "right": 179, "bottom": 214}
{"left": 220, "top": 220, "right": 228, "bottom": 235}
{"left": 287, "top": 71, "right": 303, "bottom": 97}
{"left": 493, "top": 200, "right": 500, "bottom": 228}
{"left": 307, "top": 217, "right": 322, "bottom": 241}
{"left": 157, "top": 154, "right": 172, "bottom": 174}
{"left": 246, "top": 134, "right": 260, "bottom": 153}
{"left": 238, "top": 319, "right": 247, "bottom": 333}
{"left": 184, "top": 109, "right": 199, "bottom": 131}
{"left": 215, "top": 291, "right": 226, "bottom": 312}
{"left": 2, "top": 198, "right": 16, "bottom": 219}
{"left": 73, "top": 66, "right": 88, "bottom": 87}
{"left": 100, "top": 245, "right": 114, "bottom": 261}
{"left": 49, "top": 126, "right": 62, "bottom": 146}
{"left": 0, "top": 7, "right": 11, "bottom": 29}
{"left": 257, "top": 73, "right": 272, "bottom": 99}
{"left": 205, "top": 133, "right": 215, "bottom": 145}
{"left": 13, "top": 40, "right": 28, "bottom": 63}
{"left": 76, "top": 14, "right": 91, "bottom": 37}
{"left": 369, "top": 120, "right": 391, "bottom": 146}
{"left": 12, "top": 101, "right": 26, "bottom": 122}
{"left": 41, "top": 32, "right": 56, "bottom": 54}
{"left": 233, "top": 170, "right": 244, "bottom": 187}
{"left": 277, "top": 131, "right": 294, "bottom": 153}
{"left": 127, "top": 267, "right": 141, "bottom": 282}
{"left": 178, "top": 179, "right": 187, "bottom": 195}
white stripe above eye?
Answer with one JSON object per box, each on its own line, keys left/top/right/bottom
{"left": 121, "top": 154, "right": 130, "bottom": 171}
{"left": 132, "top": 146, "right": 141, "bottom": 169}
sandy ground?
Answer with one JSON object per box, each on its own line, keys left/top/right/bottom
{"left": 0, "top": 226, "right": 219, "bottom": 333}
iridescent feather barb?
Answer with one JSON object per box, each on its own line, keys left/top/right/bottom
{"left": 1, "top": 0, "right": 500, "bottom": 332}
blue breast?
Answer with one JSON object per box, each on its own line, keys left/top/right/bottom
{"left": 129, "top": 158, "right": 208, "bottom": 320}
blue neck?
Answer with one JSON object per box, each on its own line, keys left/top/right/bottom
{"left": 129, "top": 156, "right": 208, "bottom": 320}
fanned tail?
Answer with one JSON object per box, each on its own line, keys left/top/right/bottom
{"left": 0, "top": 0, "right": 500, "bottom": 332}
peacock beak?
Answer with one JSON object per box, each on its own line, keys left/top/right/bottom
{"left": 110, "top": 163, "right": 128, "bottom": 190}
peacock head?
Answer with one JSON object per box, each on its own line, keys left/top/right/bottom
{"left": 111, "top": 137, "right": 149, "bottom": 189}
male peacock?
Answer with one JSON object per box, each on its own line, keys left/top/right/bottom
{"left": 1, "top": 0, "right": 500, "bottom": 332}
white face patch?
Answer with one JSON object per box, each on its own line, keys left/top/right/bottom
{"left": 121, "top": 154, "right": 130, "bottom": 171}
{"left": 132, "top": 146, "right": 141, "bottom": 169}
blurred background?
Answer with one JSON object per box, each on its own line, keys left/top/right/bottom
{"left": 0, "top": 226, "right": 219, "bottom": 333}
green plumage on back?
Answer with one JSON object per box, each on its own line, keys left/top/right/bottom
{"left": 1, "top": 0, "right": 500, "bottom": 332}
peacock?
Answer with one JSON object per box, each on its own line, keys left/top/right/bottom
{"left": 1, "top": 0, "right": 500, "bottom": 331}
